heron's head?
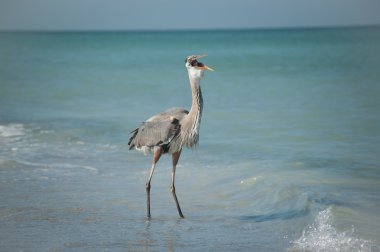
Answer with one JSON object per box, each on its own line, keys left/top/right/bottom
{"left": 185, "top": 54, "right": 214, "bottom": 80}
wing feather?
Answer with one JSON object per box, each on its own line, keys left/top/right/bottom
{"left": 128, "top": 108, "right": 188, "bottom": 152}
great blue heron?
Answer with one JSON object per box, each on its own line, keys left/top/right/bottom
{"left": 128, "top": 55, "right": 213, "bottom": 218}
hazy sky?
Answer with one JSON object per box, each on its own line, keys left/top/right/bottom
{"left": 1, "top": 0, "right": 380, "bottom": 31}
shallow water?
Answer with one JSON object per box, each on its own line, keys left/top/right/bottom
{"left": 1, "top": 27, "right": 380, "bottom": 251}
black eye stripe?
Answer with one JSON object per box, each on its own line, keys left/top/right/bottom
{"left": 186, "top": 57, "right": 204, "bottom": 67}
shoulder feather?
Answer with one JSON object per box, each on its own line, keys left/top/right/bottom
{"left": 128, "top": 108, "right": 187, "bottom": 151}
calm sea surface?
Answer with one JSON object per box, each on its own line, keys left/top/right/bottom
{"left": 1, "top": 27, "right": 380, "bottom": 251}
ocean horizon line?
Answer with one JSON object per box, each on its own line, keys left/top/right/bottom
{"left": 1, "top": 24, "right": 379, "bottom": 34}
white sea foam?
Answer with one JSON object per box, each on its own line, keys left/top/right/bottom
{"left": 0, "top": 124, "right": 25, "bottom": 137}
{"left": 2, "top": 159, "right": 98, "bottom": 173}
{"left": 289, "top": 207, "right": 374, "bottom": 252}
{"left": 57, "top": 163, "right": 98, "bottom": 172}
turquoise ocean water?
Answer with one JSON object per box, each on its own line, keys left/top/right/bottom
{"left": 1, "top": 27, "right": 380, "bottom": 251}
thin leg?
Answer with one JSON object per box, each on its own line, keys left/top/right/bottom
{"left": 171, "top": 150, "right": 184, "bottom": 218}
{"left": 146, "top": 147, "right": 163, "bottom": 218}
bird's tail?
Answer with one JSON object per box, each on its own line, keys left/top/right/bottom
{"left": 128, "top": 128, "right": 139, "bottom": 150}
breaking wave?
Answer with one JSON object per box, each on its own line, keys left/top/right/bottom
{"left": 289, "top": 207, "right": 376, "bottom": 252}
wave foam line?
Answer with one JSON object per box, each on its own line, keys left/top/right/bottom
{"left": 0, "top": 158, "right": 98, "bottom": 173}
{"left": 0, "top": 123, "right": 25, "bottom": 137}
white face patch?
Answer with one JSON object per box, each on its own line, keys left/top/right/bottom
{"left": 187, "top": 66, "right": 204, "bottom": 80}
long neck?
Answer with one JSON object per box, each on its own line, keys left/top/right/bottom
{"left": 180, "top": 73, "right": 203, "bottom": 148}
{"left": 188, "top": 75, "right": 203, "bottom": 121}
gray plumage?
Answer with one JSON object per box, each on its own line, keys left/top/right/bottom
{"left": 128, "top": 55, "right": 213, "bottom": 218}
{"left": 128, "top": 108, "right": 188, "bottom": 154}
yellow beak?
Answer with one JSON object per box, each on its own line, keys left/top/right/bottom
{"left": 192, "top": 54, "right": 214, "bottom": 71}
{"left": 198, "top": 65, "right": 214, "bottom": 71}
